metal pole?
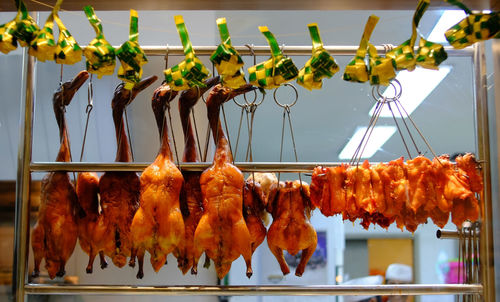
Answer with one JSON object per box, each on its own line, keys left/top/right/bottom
{"left": 23, "top": 284, "right": 482, "bottom": 296}
{"left": 12, "top": 37, "right": 37, "bottom": 302}
{"left": 94, "top": 45, "right": 473, "bottom": 57}
{"left": 31, "top": 161, "right": 372, "bottom": 172}
{"left": 473, "top": 43, "right": 495, "bottom": 301}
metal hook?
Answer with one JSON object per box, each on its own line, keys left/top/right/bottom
{"left": 245, "top": 44, "right": 256, "bottom": 66}
{"left": 273, "top": 83, "right": 298, "bottom": 109}
{"left": 371, "top": 78, "right": 402, "bottom": 103}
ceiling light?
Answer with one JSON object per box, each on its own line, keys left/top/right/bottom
{"left": 369, "top": 66, "right": 452, "bottom": 118}
{"left": 427, "top": 10, "right": 467, "bottom": 43}
{"left": 338, "top": 126, "right": 397, "bottom": 160}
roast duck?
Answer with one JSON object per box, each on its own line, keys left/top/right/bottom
{"left": 98, "top": 76, "right": 157, "bottom": 268}
{"left": 31, "top": 70, "right": 89, "bottom": 279}
{"left": 193, "top": 84, "right": 256, "bottom": 279}
{"left": 129, "top": 81, "right": 186, "bottom": 278}
{"left": 175, "top": 77, "right": 220, "bottom": 275}
{"left": 311, "top": 154, "right": 482, "bottom": 232}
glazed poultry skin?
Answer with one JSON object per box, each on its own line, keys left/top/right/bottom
{"left": 99, "top": 76, "right": 157, "bottom": 268}
{"left": 76, "top": 172, "right": 108, "bottom": 273}
{"left": 193, "top": 84, "right": 255, "bottom": 279}
{"left": 129, "top": 83, "right": 185, "bottom": 278}
{"left": 175, "top": 77, "right": 219, "bottom": 275}
{"left": 267, "top": 180, "right": 317, "bottom": 277}
{"left": 32, "top": 70, "right": 88, "bottom": 279}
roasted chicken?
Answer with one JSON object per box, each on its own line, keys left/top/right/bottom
{"left": 76, "top": 171, "right": 108, "bottom": 273}
{"left": 193, "top": 84, "right": 255, "bottom": 279}
{"left": 267, "top": 180, "right": 317, "bottom": 276}
{"left": 129, "top": 82, "right": 185, "bottom": 278}
{"left": 175, "top": 77, "right": 219, "bottom": 275}
{"left": 31, "top": 70, "right": 89, "bottom": 279}
{"left": 99, "top": 76, "right": 157, "bottom": 268}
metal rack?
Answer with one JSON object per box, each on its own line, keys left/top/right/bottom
{"left": 12, "top": 41, "right": 494, "bottom": 301}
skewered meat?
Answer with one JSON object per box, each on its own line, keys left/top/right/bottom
{"left": 406, "top": 156, "right": 437, "bottom": 213}
{"left": 99, "top": 76, "right": 157, "bottom": 268}
{"left": 76, "top": 172, "right": 108, "bottom": 273}
{"left": 267, "top": 180, "right": 317, "bottom": 276}
{"left": 31, "top": 71, "right": 89, "bottom": 279}
{"left": 310, "top": 165, "right": 347, "bottom": 217}
{"left": 193, "top": 84, "right": 255, "bottom": 279}
{"left": 175, "top": 77, "right": 219, "bottom": 275}
{"left": 129, "top": 82, "right": 184, "bottom": 278}
{"left": 310, "top": 154, "right": 482, "bottom": 231}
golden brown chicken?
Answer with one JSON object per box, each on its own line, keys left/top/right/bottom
{"left": 193, "top": 84, "right": 255, "bottom": 279}
{"left": 76, "top": 172, "right": 108, "bottom": 273}
{"left": 99, "top": 76, "right": 157, "bottom": 269}
{"left": 406, "top": 156, "right": 437, "bottom": 214}
{"left": 310, "top": 165, "right": 347, "bottom": 217}
{"left": 129, "top": 82, "right": 184, "bottom": 278}
{"left": 267, "top": 180, "right": 317, "bottom": 277}
{"left": 175, "top": 77, "right": 219, "bottom": 275}
{"left": 31, "top": 70, "right": 89, "bottom": 279}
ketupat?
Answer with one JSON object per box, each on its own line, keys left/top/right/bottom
{"left": 210, "top": 17, "right": 246, "bottom": 89}
{"left": 116, "top": 9, "right": 148, "bottom": 89}
{"left": 297, "top": 23, "right": 339, "bottom": 90}
{"left": 343, "top": 15, "right": 379, "bottom": 83}
{"left": 248, "top": 26, "right": 298, "bottom": 89}
{"left": 164, "top": 15, "right": 209, "bottom": 91}
{"left": 83, "top": 5, "right": 116, "bottom": 78}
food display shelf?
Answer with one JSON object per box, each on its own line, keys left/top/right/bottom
{"left": 12, "top": 37, "right": 494, "bottom": 301}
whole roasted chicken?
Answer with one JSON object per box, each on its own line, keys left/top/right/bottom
{"left": 267, "top": 180, "right": 317, "bottom": 277}
{"left": 244, "top": 173, "right": 278, "bottom": 254}
{"left": 129, "top": 82, "right": 185, "bottom": 278}
{"left": 98, "top": 76, "right": 157, "bottom": 268}
{"left": 193, "top": 84, "right": 255, "bottom": 279}
{"left": 31, "top": 70, "right": 89, "bottom": 279}
{"left": 175, "top": 77, "right": 219, "bottom": 275}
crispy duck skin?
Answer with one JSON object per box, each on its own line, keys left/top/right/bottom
{"left": 129, "top": 82, "right": 185, "bottom": 278}
{"left": 267, "top": 180, "right": 317, "bottom": 277}
{"left": 31, "top": 71, "right": 88, "bottom": 279}
{"left": 76, "top": 172, "right": 108, "bottom": 273}
{"left": 99, "top": 76, "right": 157, "bottom": 269}
{"left": 193, "top": 84, "right": 255, "bottom": 279}
{"left": 175, "top": 77, "right": 219, "bottom": 275}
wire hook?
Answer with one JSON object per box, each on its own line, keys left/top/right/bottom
{"left": 273, "top": 83, "right": 298, "bottom": 109}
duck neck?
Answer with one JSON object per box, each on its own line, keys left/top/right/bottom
{"left": 158, "top": 113, "right": 173, "bottom": 160}
{"left": 113, "top": 107, "right": 132, "bottom": 162}
{"left": 208, "top": 101, "right": 232, "bottom": 164}
{"left": 180, "top": 105, "right": 198, "bottom": 162}
{"left": 55, "top": 111, "right": 71, "bottom": 162}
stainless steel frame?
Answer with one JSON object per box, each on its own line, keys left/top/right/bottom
{"left": 13, "top": 43, "right": 492, "bottom": 301}
{"left": 24, "top": 284, "right": 482, "bottom": 296}
{"left": 473, "top": 43, "right": 495, "bottom": 302}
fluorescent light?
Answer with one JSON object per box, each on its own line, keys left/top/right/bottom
{"left": 427, "top": 10, "right": 467, "bottom": 43}
{"left": 338, "top": 126, "right": 397, "bottom": 160}
{"left": 369, "top": 66, "right": 452, "bottom": 118}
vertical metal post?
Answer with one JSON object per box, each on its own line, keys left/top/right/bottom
{"left": 12, "top": 43, "right": 37, "bottom": 301}
{"left": 473, "top": 43, "right": 495, "bottom": 301}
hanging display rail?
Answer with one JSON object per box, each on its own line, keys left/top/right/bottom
{"left": 12, "top": 42, "right": 493, "bottom": 302}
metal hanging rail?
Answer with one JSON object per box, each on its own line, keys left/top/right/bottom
{"left": 30, "top": 161, "right": 344, "bottom": 172}
{"left": 12, "top": 40, "right": 491, "bottom": 302}
{"left": 136, "top": 45, "right": 473, "bottom": 56}
{"left": 24, "top": 284, "right": 482, "bottom": 296}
